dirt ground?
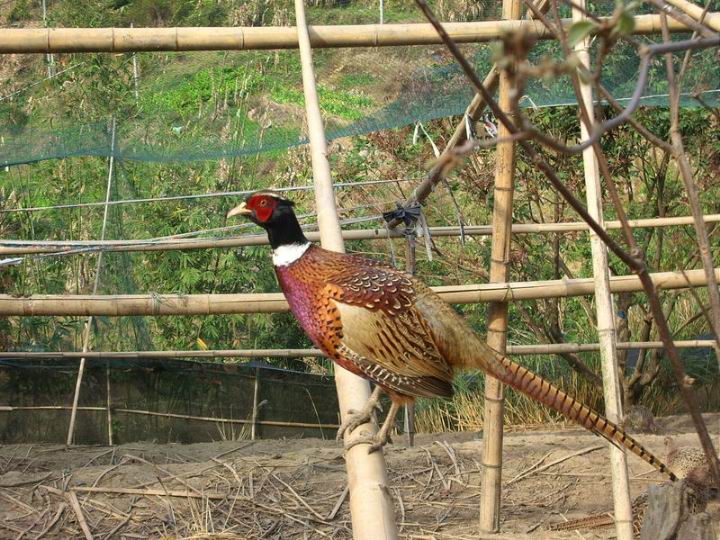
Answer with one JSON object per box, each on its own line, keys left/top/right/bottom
{"left": 0, "top": 414, "right": 718, "bottom": 539}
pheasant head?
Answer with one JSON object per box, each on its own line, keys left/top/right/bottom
{"left": 228, "top": 192, "right": 310, "bottom": 264}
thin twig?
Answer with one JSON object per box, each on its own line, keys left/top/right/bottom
{"left": 506, "top": 445, "right": 604, "bottom": 485}
{"left": 66, "top": 491, "right": 94, "bottom": 540}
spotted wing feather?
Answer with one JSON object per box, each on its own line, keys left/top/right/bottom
{"left": 324, "top": 261, "right": 454, "bottom": 398}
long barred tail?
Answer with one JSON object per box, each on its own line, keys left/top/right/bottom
{"left": 491, "top": 354, "right": 676, "bottom": 480}
{"left": 547, "top": 513, "right": 615, "bottom": 532}
{"left": 547, "top": 494, "right": 647, "bottom": 533}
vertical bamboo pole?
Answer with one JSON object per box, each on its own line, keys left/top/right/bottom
{"left": 106, "top": 360, "right": 113, "bottom": 445}
{"left": 294, "top": 1, "right": 398, "bottom": 538}
{"left": 251, "top": 366, "right": 260, "bottom": 440}
{"left": 67, "top": 118, "right": 116, "bottom": 446}
{"left": 131, "top": 24, "right": 140, "bottom": 104}
{"left": 573, "top": 5, "right": 633, "bottom": 538}
{"left": 41, "top": 0, "right": 55, "bottom": 77}
{"left": 478, "top": 0, "right": 521, "bottom": 531}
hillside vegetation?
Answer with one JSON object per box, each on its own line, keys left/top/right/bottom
{"left": 1, "top": 0, "right": 719, "bottom": 431}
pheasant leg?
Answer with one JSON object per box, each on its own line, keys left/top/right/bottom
{"left": 345, "top": 400, "right": 401, "bottom": 453}
{"left": 336, "top": 385, "right": 384, "bottom": 441}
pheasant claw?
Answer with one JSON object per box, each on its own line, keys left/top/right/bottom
{"left": 344, "top": 432, "right": 393, "bottom": 453}
{"left": 335, "top": 386, "right": 384, "bottom": 441}
{"left": 336, "top": 409, "right": 374, "bottom": 441}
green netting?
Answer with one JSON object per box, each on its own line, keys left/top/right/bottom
{"left": 92, "top": 165, "right": 155, "bottom": 352}
{"left": 0, "top": 357, "right": 339, "bottom": 444}
{"left": 1, "top": 30, "right": 717, "bottom": 167}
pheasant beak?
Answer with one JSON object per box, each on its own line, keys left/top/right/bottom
{"left": 227, "top": 202, "right": 252, "bottom": 219}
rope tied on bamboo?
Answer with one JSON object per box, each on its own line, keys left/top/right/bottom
{"left": 382, "top": 202, "right": 423, "bottom": 236}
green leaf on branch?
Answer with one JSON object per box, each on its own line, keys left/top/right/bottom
{"left": 568, "top": 20, "right": 596, "bottom": 47}
{"left": 615, "top": 12, "right": 636, "bottom": 36}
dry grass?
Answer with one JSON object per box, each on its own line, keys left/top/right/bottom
{"left": 415, "top": 368, "right": 604, "bottom": 434}
{"left": 3, "top": 415, "right": 715, "bottom": 539}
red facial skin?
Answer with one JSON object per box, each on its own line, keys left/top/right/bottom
{"left": 245, "top": 194, "right": 279, "bottom": 223}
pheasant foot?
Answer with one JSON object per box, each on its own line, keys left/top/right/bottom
{"left": 345, "top": 431, "right": 393, "bottom": 453}
{"left": 344, "top": 400, "right": 401, "bottom": 454}
{"left": 336, "top": 386, "right": 383, "bottom": 441}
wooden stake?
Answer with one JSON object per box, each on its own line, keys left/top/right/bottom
{"left": 479, "top": 0, "right": 522, "bottom": 532}
{"left": 66, "top": 118, "right": 116, "bottom": 447}
{"left": 294, "top": 0, "right": 397, "bottom": 537}
{"left": 573, "top": 3, "right": 632, "bottom": 537}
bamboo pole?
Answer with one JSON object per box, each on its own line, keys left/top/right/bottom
{"left": 574, "top": 4, "right": 632, "bottom": 536}
{"left": 251, "top": 367, "right": 260, "bottom": 440}
{"left": 67, "top": 118, "right": 116, "bottom": 447}
{"left": 1, "top": 340, "right": 715, "bottom": 360}
{"left": 106, "top": 359, "right": 113, "bottom": 446}
{"left": 3, "top": 213, "right": 720, "bottom": 255}
{"left": 479, "top": 0, "right": 521, "bottom": 531}
{"left": 1, "top": 267, "right": 718, "bottom": 316}
{"left": 0, "top": 405, "right": 340, "bottom": 429}
{"left": 294, "top": 0, "right": 397, "bottom": 536}
{"left": 0, "top": 15, "right": 699, "bottom": 54}
{"left": 130, "top": 24, "right": 140, "bottom": 103}
{"left": 664, "top": 0, "right": 720, "bottom": 31}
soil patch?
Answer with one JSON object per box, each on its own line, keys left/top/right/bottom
{"left": 0, "top": 414, "right": 718, "bottom": 539}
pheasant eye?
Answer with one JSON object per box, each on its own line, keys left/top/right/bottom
{"left": 258, "top": 199, "right": 268, "bottom": 207}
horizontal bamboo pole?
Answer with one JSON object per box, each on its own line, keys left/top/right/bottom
{"left": 0, "top": 268, "right": 717, "bottom": 316}
{"left": 664, "top": 0, "right": 720, "bottom": 31}
{"left": 1, "top": 340, "right": 714, "bottom": 360}
{"left": 0, "top": 14, "right": 700, "bottom": 54}
{"left": 0, "top": 404, "right": 339, "bottom": 429}
{"left": 2, "top": 214, "right": 719, "bottom": 256}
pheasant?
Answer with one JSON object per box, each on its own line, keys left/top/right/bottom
{"left": 227, "top": 191, "right": 675, "bottom": 480}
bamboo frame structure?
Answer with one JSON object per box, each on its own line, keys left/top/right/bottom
{"left": 294, "top": 0, "right": 397, "bottom": 536}
{"left": 479, "top": 0, "right": 521, "bottom": 530}
{"left": 0, "top": 15, "right": 701, "bottom": 54}
{"left": 3, "top": 8, "right": 719, "bottom": 536}
{"left": 1, "top": 267, "right": 717, "bottom": 316}
{"left": 5, "top": 214, "right": 718, "bottom": 256}
{"left": 2, "top": 340, "right": 715, "bottom": 360}
{"left": 574, "top": 4, "right": 632, "bottom": 535}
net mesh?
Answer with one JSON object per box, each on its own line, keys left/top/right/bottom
{"left": 0, "top": 357, "right": 339, "bottom": 444}
{"left": 1, "top": 2, "right": 718, "bottom": 167}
